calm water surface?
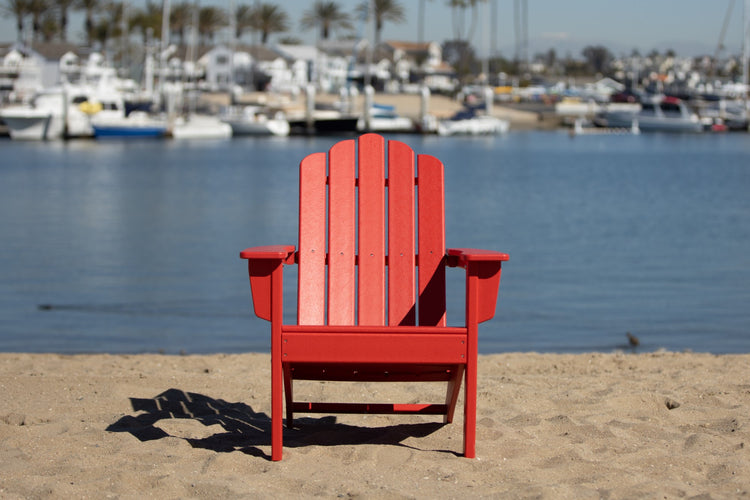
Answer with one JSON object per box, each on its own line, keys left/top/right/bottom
{"left": 1, "top": 131, "right": 749, "bottom": 354}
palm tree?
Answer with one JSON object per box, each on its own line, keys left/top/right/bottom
{"left": 448, "top": 0, "right": 484, "bottom": 42}
{"left": 2, "top": 0, "right": 29, "bottom": 41}
{"left": 92, "top": 0, "right": 124, "bottom": 46}
{"left": 129, "top": 0, "right": 161, "bottom": 44}
{"left": 356, "top": 0, "right": 405, "bottom": 46}
{"left": 53, "top": 0, "right": 74, "bottom": 41}
{"left": 39, "top": 10, "right": 57, "bottom": 41}
{"left": 76, "top": 0, "right": 100, "bottom": 46}
{"left": 170, "top": 1, "right": 194, "bottom": 45}
{"left": 27, "top": 0, "right": 49, "bottom": 41}
{"left": 300, "top": 1, "right": 352, "bottom": 41}
{"left": 234, "top": 3, "right": 254, "bottom": 40}
{"left": 198, "top": 5, "right": 226, "bottom": 45}
{"left": 251, "top": 3, "right": 289, "bottom": 45}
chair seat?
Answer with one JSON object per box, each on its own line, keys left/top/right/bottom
{"left": 281, "top": 326, "right": 468, "bottom": 365}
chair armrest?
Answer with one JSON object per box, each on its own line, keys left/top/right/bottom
{"left": 240, "top": 245, "right": 296, "bottom": 321}
{"left": 447, "top": 248, "right": 509, "bottom": 324}
{"left": 446, "top": 248, "right": 509, "bottom": 267}
{"left": 240, "top": 245, "right": 296, "bottom": 261}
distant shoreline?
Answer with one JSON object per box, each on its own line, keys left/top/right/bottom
{"left": 209, "top": 90, "right": 559, "bottom": 131}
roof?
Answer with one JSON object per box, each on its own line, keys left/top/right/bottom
{"left": 384, "top": 41, "right": 433, "bottom": 53}
{"left": 236, "top": 44, "right": 282, "bottom": 62}
{"left": 274, "top": 44, "right": 319, "bottom": 62}
{"left": 28, "top": 42, "right": 90, "bottom": 61}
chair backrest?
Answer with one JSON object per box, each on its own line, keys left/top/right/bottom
{"left": 297, "top": 134, "right": 447, "bottom": 327}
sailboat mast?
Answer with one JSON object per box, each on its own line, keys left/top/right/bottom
{"left": 744, "top": 0, "right": 749, "bottom": 112}
{"left": 159, "top": 0, "right": 171, "bottom": 99}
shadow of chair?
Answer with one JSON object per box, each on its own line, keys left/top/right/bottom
{"left": 107, "top": 388, "right": 449, "bottom": 461}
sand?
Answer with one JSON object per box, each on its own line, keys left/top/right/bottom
{"left": 225, "top": 90, "right": 546, "bottom": 130}
{"left": 1, "top": 351, "right": 748, "bottom": 498}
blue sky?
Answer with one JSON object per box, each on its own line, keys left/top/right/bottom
{"left": 2, "top": 0, "right": 747, "bottom": 58}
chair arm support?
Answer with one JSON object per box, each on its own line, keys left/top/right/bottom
{"left": 240, "top": 245, "right": 296, "bottom": 321}
{"left": 447, "top": 248, "right": 509, "bottom": 324}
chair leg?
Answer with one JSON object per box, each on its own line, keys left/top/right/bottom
{"left": 271, "top": 348, "right": 283, "bottom": 461}
{"left": 464, "top": 358, "right": 477, "bottom": 458}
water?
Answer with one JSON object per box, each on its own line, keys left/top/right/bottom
{"left": 1, "top": 131, "right": 749, "bottom": 354}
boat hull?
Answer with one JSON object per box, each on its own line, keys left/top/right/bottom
{"left": 602, "top": 112, "right": 703, "bottom": 133}
{"left": 91, "top": 112, "right": 167, "bottom": 138}
{"left": 437, "top": 116, "right": 510, "bottom": 136}
{"left": 288, "top": 117, "right": 359, "bottom": 135}
{"left": 93, "top": 125, "right": 166, "bottom": 138}
{"left": 171, "top": 115, "right": 233, "bottom": 139}
{"left": 222, "top": 118, "right": 289, "bottom": 136}
{"left": 0, "top": 111, "right": 55, "bottom": 140}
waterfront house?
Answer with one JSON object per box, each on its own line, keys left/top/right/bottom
{"left": 0, "top": 42, "right": 90, "bottom": 102}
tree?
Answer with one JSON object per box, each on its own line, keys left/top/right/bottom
{"left": 447, "top": 0, "right": 485, "bottom": 43}
{"left": 39, "top": 10, "right": 57, "bottom": 41}
{"left": 91, "top": 0, "right": 124, "bottom": 47}
{"left": 300, "top": 1, "right": 352, "bottom": 41}
{"left": 170, "top": 1, "right": 194, "bottom": 45}
{"left": 234, "top": 3, "right": 253, "bottom": 40}
{"left": 581, "top": 45, "right": 613, "bottom": 74}
{"left": 2, "top": 0, "right": 29, "bottom": 41}
{"left": 76, "top": 0, "right": 99, "bottom": 46}
{"left": 442, "top": 39, "right": 476, "bottom": 82}
{"left": 26, "top": 0, "right": 49, "bottom": 41}
{"left": 54, "top": 0, "right": 74, "bottom": 41}
{"left": 198, "top": 5, "right": 226, "bottom": 44}
{"left": 356, "top": 0, "right": 405, "bottom": 46}
{"left": 129, "top": 0, "right": 161, "bottom": 44}
{"left": 251, "top": 3, "right": 289, "bottom": 45}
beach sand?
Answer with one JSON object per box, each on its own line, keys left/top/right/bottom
{"left": 1, "top": 351, "right": 748, "bottom": 498}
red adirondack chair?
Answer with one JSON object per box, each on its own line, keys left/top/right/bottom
{"left": 240, "top": 133, "right": 508, "bottom": 461}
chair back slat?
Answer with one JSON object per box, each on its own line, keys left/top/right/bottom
{"left": 387, "top": 140, "right": 417, "bottom": 326}
{"left": 296, "top": 135, "right": 446, "bottom": 327}
{"left": 327, "top": 140, "right": 356, "bottom": 325}
{"left": 417, "top": 154, "right": 447, "bottom": 326}
{"left": 298, "top": 152, "right": 327, "bottom": 325}
{"left": 357, "top": 134, "right": 386, "bottom": 325}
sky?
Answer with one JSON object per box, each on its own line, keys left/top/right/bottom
{"left": 2, "top": 0, "right": 748, "bottom": 59}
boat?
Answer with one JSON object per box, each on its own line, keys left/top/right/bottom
{"left": 287, "top": 109, "right": 360, "bottom": 135}
{"left": 0, "top": 84, "right": 125, "bottom": 140}
{"left": 0, "top": 58, "right": 151, "bottom": 141}
{"left": 0, "top": 99, "right": 56, "bottom": 140}
{"left": 91, "top": 111, "right": 168, "bottom": 138}
{"left": 595, "top": 95, "right": 703, "bottom": 133}
{"left": 171, "top": 114, "right": 232, "bottom": 139}
{"left": 219, "top": 105, "right": 289, "bottom": 136}
{"left": 357, "top": 103, "right": 416, "bottom": 133}
{"left": 437, "top": 105, "right": 510, "bottom": 136}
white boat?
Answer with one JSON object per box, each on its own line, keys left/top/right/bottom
{"left": 437, "top": 105, "right": 510, "bottom": 136}
{"left": 595, "top": 95, "right": 703, "bottom": 133}
{"left": 0, "top": 85, "right": 124, "bottom": 140}
{"left": 220, "top": 106, "right": 290, "bottom": 136}
{"left": 171, "top": 114, "right": 232, "bottom": 139}
{"left": 0, "top": 100, "right": 55, "bottom": 140}
{"left": 358, "top": 103, "right": 416, "bottom": 133}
